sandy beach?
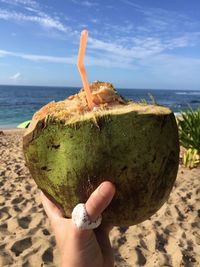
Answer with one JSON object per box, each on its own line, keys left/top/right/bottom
{"left": 0, "top": 130, "right": 200, "bottom": 267}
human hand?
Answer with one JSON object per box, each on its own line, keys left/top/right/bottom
{"left": 41, "top": 181, "right": 116, "bottom": 267}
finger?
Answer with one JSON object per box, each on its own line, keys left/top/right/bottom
{"left": 85, "top": 181, "right": 115, "bottom": 222}
{"left": 95, "top": 226, "right": 114, "bottom": 266}
{"left": 40, "top": 191, "right": 63, "bottom": 221}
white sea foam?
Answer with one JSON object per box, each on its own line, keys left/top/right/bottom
{"left": 176, "top": 92, "right": 200, "bottom": 95}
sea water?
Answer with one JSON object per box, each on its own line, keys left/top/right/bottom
{"left": 0, "top": 85, "right": 199, "bottom": 128}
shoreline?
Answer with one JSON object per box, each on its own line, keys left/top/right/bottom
{"left": 0, "top": 128, "right": 25, "bottom": 134}
{"left": 0, "top": 124, "right": 19, "bottom": 130}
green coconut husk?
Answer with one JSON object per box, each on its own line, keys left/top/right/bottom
{"left": 23, "top": 82, "right": 179, "bottom": 226}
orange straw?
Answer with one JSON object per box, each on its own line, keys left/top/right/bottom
{"left": 77, "top": 30, "right": 94, "bottom": 110}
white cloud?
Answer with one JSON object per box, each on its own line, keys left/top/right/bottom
{"left": 120, "top": 0, "right": 199, "bottom": 36}
{"left": 0, "top": 28, "right": 199, "bottom": 69}
{"left": 10, "top": 72, "right": 22, "bottom": 80}
{"left": 81, "top": 1, "right": 97, "bottom": 7}
{"left": 90, "top": 18, "right": 98, "bottom": 24}
{"left": 0, "top": 33, "right": 194, "bottom": 70}
{"left": 0, "top": 0, "right": 38, "bottom": 8}
{"left": 137, "top": 54, "right": 200, "bottom": 89}
{"left": 0, "top": 49, "right": 133, "bottom": 68}
{"left": 1, "top": 0, "right": 199, "bottom": 56}
{"left": 24, "top": 6, "right": 41, "bottom": 13}
{"left": 71, "top": 0, "right": 97, "bottom": 7}
{"left": 0, "top": 49, "right": 11, "bottom": 56}
{"left": 0, "top": 0, "right": 76, "bottom": 36}
{"left": 120, "top": 0, "right": 141, "bottom": 9}
{"left": 19, "top": 53, "right": 74, "bottom": 63}
{"left": 88, "top": 34, "right": 196, "bottom": 60}
{"left": 0, "top": 0, "right": 200, "bottom": 73}
{"left": 0, "top": 49, "right": 75, "bottom": 63}
{"left": 0, "top": 9, "right": 71, "bottom": 33}
{"left": 104, "top": 22, "right": 134, "bottom": 35}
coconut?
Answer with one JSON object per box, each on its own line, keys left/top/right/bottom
{"left": 23, "top": 81, "right": 179, "bottom": 226}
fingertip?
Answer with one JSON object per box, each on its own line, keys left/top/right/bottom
{"left": 98, "top": 181, "right": 116, "bottom": 198}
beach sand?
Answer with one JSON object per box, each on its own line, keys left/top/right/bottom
{"left": 0, "top": 130, "right": 199, "bottom": 267}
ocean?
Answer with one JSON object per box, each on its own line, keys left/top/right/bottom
{"left": 0, "top": 85, "right": 200, "bottom": 128}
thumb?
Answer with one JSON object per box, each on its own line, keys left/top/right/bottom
{"left": 85, "top": 181, "right": 116, "bottom": 222}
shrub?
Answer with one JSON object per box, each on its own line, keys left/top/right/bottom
{"left": 178, "top": 107, "right": 200, "bottom": 167}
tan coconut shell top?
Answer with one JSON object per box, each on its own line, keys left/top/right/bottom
{"left": 32, "top": 81, "right": 126, "bottom": 122}
{"left": 24, "top": 81, "right": 172, "bottom": 142}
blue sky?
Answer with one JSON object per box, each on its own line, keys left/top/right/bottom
{"left": 0, "top": 0, "right": 200, "bottom": 89}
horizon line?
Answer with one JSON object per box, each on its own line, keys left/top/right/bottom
{"left": 0, "top": 83, "right": 198, "bottom": 91}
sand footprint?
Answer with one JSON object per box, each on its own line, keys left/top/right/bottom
{"left": 42, "top": 247, "right": 54, "bottom": 263}
{"left": 0, "top": 222, "right": 8, "bottom": 232}
{"left": 11, "top": 195, "right": 25, "bottom": 205}
{"left": 0, "top": 250, "right": 13, "bottom": 266}
{"left": 18, "top": 215, "right": 32, "bottom": 229}
{"left": 11, "top": 237, "right": 32, "bottom": 257}
{"left": 135, "top": 246, "right": 147, "bottom": 266}
{"left": 0, "top": 206, "right": 11, "bottom": 220}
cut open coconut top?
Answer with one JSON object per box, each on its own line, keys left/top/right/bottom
{"left": 24, "top": 81, "right": 172, "bottom": 143}
{"left": 30, "top": 81, "right": 171, "bottom": 124}
{"left": 32, "top": 81, "right": 126, "bottom": 122}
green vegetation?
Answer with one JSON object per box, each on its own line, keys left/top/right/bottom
{"left": 148, "top": 93, "right": 158, "bottom": 105}
{"left": 139, "top": 99, "right": 148, "bottom": 104}
{"left": 178, "top": 107, "right": 200, "bottom": 168}
{"left": 139, "top": 93, "right": 158, "bottom": 105}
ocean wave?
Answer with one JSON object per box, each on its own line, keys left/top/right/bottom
{"left": 176, "top": 92, "right": 200, "bottom": 95}
{"left": 176, "top": 92, "right": 187, "bottom": 95}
